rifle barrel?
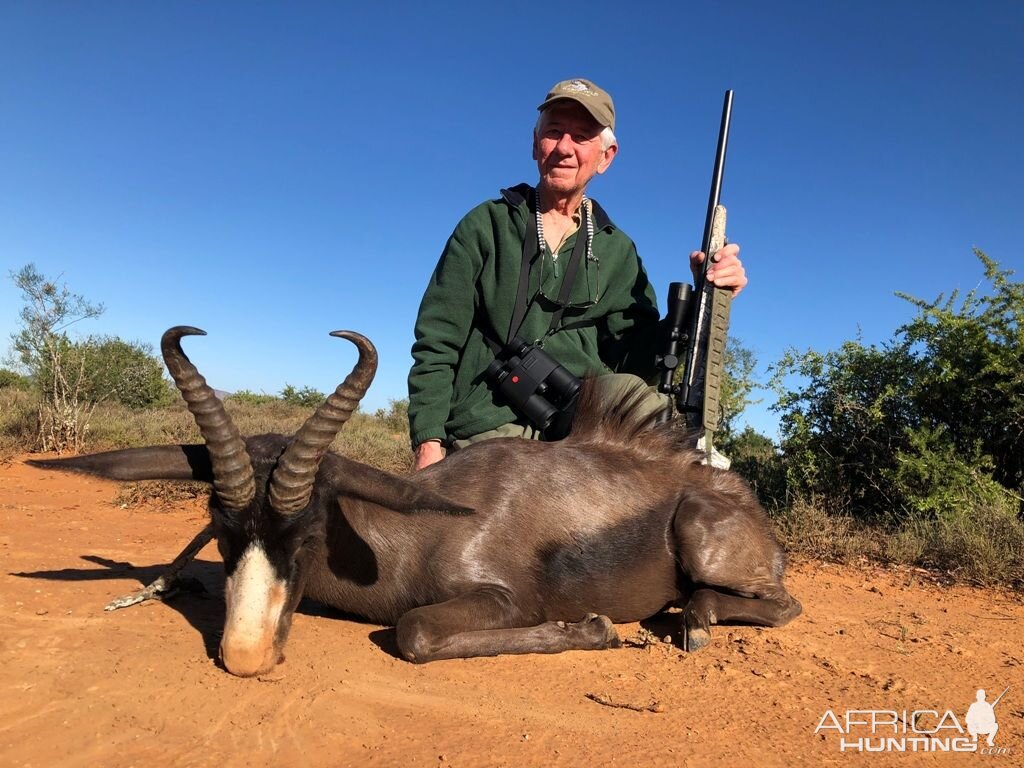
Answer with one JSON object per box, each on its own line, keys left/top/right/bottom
{"left": 699, "top": 90, "right": 734, "bottom": 273}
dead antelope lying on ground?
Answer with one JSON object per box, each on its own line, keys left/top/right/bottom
{"left": 31, "top": 327, "right": 801, "bottom": 677}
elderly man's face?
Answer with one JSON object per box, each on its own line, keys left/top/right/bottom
{"left": 533, "top": 101, "right": 617, "bottom": 199}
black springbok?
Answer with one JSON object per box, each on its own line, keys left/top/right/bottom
{"left": 29, "top": 327, "right": 801, "bottom": 676}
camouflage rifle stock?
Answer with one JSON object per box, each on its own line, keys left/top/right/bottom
{"left": 657, "top": 90, "right": 734, "bottom": 463}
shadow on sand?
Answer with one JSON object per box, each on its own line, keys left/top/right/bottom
{"left": 11, "top": 555, "right": 228, "bottom": 660}
{"left": 11, "top": 556, "right": 394, "bottom": 666}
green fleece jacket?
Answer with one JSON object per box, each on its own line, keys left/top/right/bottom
{"left": 408, "top": 183, "right": 661, "bottom": 447}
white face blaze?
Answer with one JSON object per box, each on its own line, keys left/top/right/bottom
{"left": 220, "top": 543, "right": 289, "bottom": 677}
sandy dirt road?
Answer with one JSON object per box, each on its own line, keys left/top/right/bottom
{"left": 1, "top": 456, "right": 1022, "bottom": 767}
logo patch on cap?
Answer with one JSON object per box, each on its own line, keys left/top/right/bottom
{"left": 539, "top": 78, "right": 616, "bottom": 130}
{"left": 562, "top": 80, "right": 594, "bottom": 94}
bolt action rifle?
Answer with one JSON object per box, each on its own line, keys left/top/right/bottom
{"left": 656, "top": 90, "right": 734, "bottom": 464}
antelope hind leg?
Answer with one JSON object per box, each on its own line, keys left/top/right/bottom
{"left": 105, "top": 524, "right": 215, "bottom": 611}
{"left": 395, "top": 588, "right": 620, "bottom": 663}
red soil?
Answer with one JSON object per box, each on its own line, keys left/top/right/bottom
{"left": 2, "top": 456, "right": 1021, "bottom": 767}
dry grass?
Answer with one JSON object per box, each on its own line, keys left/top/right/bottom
{"left": 112, "top": 479, "right": 211, "bottom": 511}
{"left": 0, "top": 388, "right": 38, "bottom": 464}
{"left": 4, "top": 388, "right": 412, "bottom": 486}
{"left": 772, "top": 496, "right": 1024, "bottom": 589}
{"left": 900, "top": 504, "right": 1024, "bottom": 587}
{"left": 69, "top": 396, "right": 413, "bottom": 512}
{"left": 771, "top": 498, "right": 882, "bottom": 564}
{"left": 74, "top": 399, "right": 413, "bottom": 474}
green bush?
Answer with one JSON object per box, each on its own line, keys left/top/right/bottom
{"left": 771, "top": 250, "right": 1023, "bottom": 524}
{"left": 32, "top": 335, "right": 173, "bottom": 409}
{"left": 0, "top": 369, "right": 31, "bottom": 390}
{"left": 722, "top": 425, "right": 786, "bottom": 508}
{"left": 79, "top": 336, "right": 173, "bottom": 408}
{"left": 897, "top": 249, "right": 1024, "bottom": 497}
{"left": 771, "top": 338, "right": 919, "bottom": 520}
{"left": 227, "top": 390, "right": 279, "bottom": 406}
{"left": 280, "top": 384, "right": 326, "bottom": 408}
{"left": 883, "top": 425, "right": 1012, "bottom": 520}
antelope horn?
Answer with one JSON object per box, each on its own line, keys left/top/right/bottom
{"left": 161, "top": 327, "right": 255, "bottom": 511}
{"left": 269, "top": 331, "right": 377, "bottom": 516}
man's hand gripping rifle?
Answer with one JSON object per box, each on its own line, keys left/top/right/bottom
{"left": 656, "top": 90, "right": 734, "bottom": 467}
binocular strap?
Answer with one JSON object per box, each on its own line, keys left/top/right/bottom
{"left": 506, "top": 189, "right": 589, "bottom": 345}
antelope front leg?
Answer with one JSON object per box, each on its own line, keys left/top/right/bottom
{"left": 105, "top": 523, "right": 215, "bottom": 611}
{"left": 394, "top": 587, "right": 620, "bottom": 663}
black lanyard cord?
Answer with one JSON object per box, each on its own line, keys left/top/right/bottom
{"left": 506, "top": 190, "right": 590, "bottom": 345}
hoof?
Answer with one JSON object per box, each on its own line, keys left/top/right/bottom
{"left": 683, "top": 626, "right": 710, "bottom": 652}
{"left": 105, "top": 576, "right": 174, "bottom": 611}
{"left": 576, "top": 613, "right": 620, "bottom": 649}
{"left": 104, "top": 575, "right": 206, "bottom": 611}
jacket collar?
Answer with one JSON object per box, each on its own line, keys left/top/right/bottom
{"left": 499, "top": 183, "right": 615, "bottom": 231}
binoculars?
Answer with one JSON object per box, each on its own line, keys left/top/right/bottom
{"left": 485, "top": 337, "right": 581, "bottom": 439}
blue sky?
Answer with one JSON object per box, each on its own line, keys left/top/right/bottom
{"left": 2, "top": 2, "right": 1021, "bottom": 438}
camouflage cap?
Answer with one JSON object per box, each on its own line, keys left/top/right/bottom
{"left": 537, "top": 78, "right": 615, "bottom": 131}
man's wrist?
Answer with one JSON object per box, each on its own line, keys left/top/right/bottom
{"left": 413, "top": 439, "right": 446, "bottom": 470}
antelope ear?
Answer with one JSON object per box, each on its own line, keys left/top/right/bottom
{"left": 332, "top": 457, "right": 473, "bottom": 516}
{"left": 27, "top": 445, "right": 214, "bottom": 483}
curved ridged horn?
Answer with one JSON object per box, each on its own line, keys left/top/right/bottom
{"left": 161, "top": 327, "right": 255, "bottom": 511}
{"left": 269, "top": 331, "right": 377, "bottom": 516}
